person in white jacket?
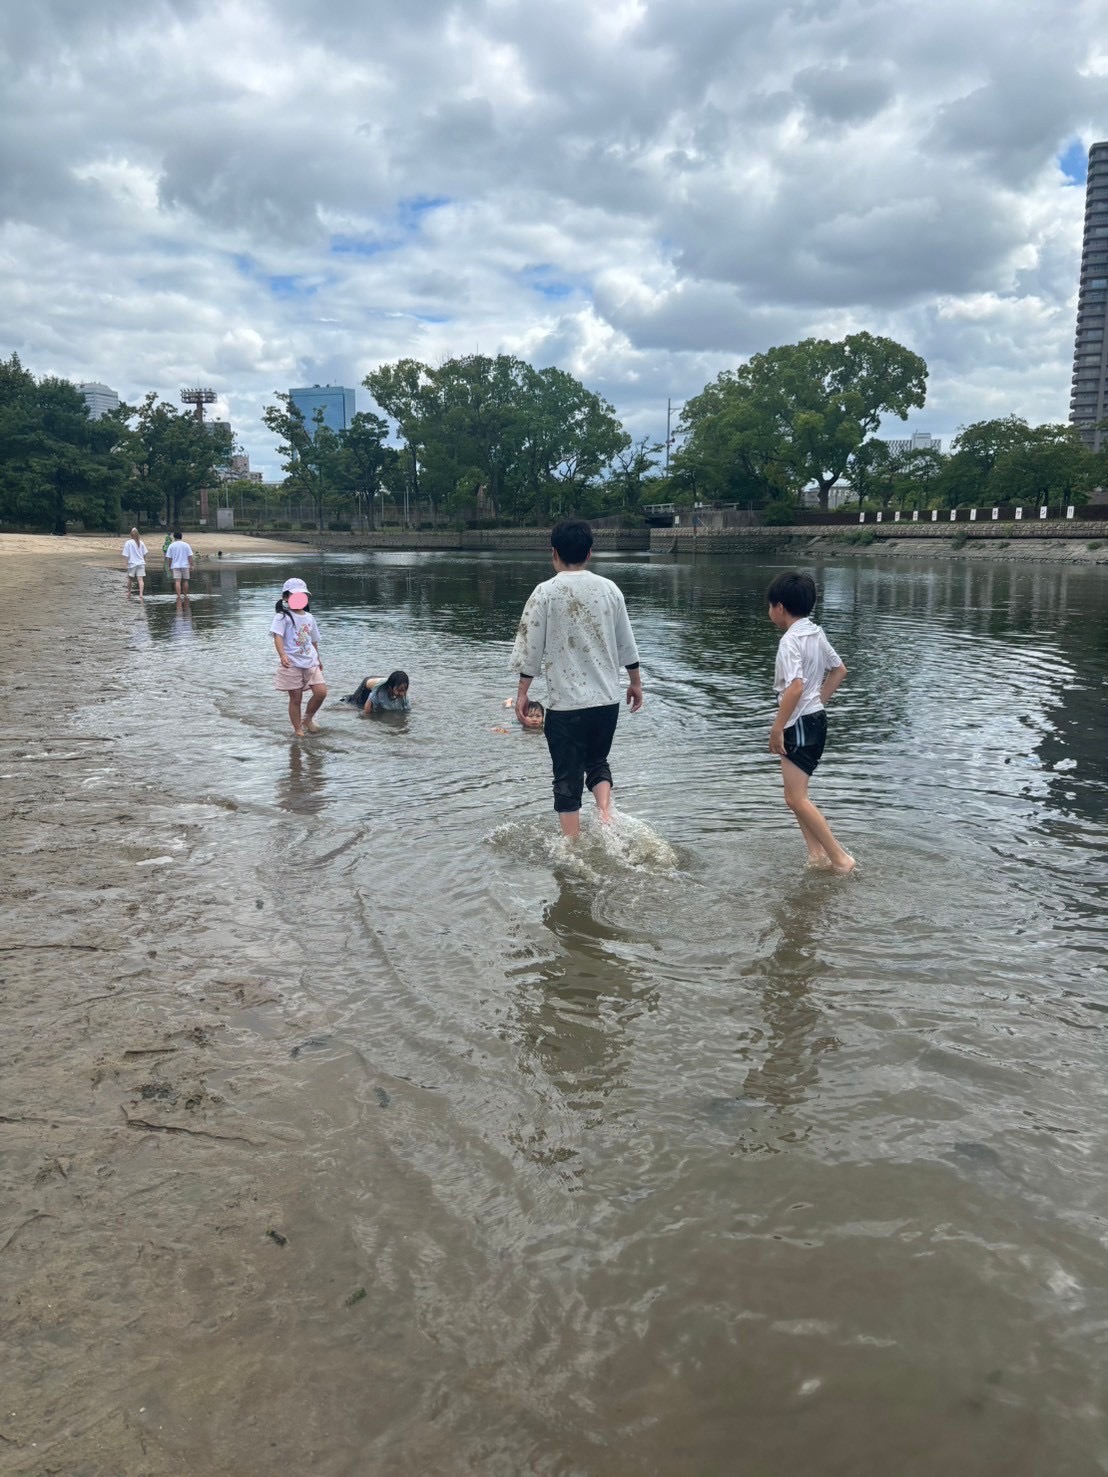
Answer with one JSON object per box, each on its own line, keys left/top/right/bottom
{"left": 511, "top": 519, "right": 643, "bottom": 838}
{"left": 121, "top": 527, "right": 148, "bottom": 599}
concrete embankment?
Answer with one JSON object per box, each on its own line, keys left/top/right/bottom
{"left": 249, "top": 527, "right": 651, "bottom": 553}
{"left": 647, "top": 523, "right": 1108, "bottom": 565}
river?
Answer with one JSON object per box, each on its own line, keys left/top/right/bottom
{"left": 66, "top": 550, "right": 1108, "bottom": 1470}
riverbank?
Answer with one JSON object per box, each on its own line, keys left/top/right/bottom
{"left": 0, "top": 531, "right": 309, "bottom": 582}
{"left": 0, "top": 551, "right": 385, "bottom": 1473}
{"left": 649, "top": 525, "right": 1108, "bottom": 564}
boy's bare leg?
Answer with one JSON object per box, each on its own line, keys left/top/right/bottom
{"left": 781, "top": 760, "right": 854, "bottom": 873}
{"left": 558, "top": 810, "right": 582, "bottom": 840}
{"left": 591, "top": 780, "right": 613, "bottom": 825}
{"left": 303, "top": 682, "right": 328, "bottom": 731}
{"left": 137, "top": 572, "right": 145, "bottom": 598}
{"left": 286, "top": 691, "right": 305, "bottom": 736}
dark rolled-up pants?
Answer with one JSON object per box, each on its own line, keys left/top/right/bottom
{"left": 543, "top": 703, "right": 620, "bottom": 813}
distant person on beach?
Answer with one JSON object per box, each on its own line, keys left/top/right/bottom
{"left": 165, "top": 532, "right": 195, "bottom": 596}
{"left": 271, "top": 578, "right": 327, "bottom": 736}
{"left": 511, "top": 518, "right": 643, "bottom": 838}
{"left": 767, "top": 571, "right": 854, "bottom": 875}
{"left": 121, "top": 528, "right": 148, "bottom": 599}
{"left": 341, "top": 671, "right": 411, "bottom": 714}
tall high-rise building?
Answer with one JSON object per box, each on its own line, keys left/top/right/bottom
{"left": 80, "top": 382, "right": 120, "bottom": 419}
{"left": 1071, "top": 141, "right": 1108, "bottom": 450}
{"left": 288, "top": 384, "right": 356, "bottom": 436}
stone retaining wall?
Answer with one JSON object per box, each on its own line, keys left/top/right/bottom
{"left": 649, "top": 522, "right": 1108, "bottom": 553}
{"left": 250, "top": 528, "right": 650, "bottom": 552}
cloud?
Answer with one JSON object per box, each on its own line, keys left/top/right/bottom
{"left": 0, "top": 0, "right": 1104, "bottom": 477}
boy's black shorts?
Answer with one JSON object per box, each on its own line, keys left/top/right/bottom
{"left": 544, "top": 704, "right": 620, "bottom": 813}
{"left": 783, "top": 710, "right": 827, "bottom": 778}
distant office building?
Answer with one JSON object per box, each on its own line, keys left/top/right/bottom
{"left": 1071, "top": 141, "right": 1108, "bottom": 451}
{"left": 288, "top": 384, "right": 356, "bottom": 435}
{"left": 882, "top": 431, "right": 943, "bottom": 456}
{"left": 218, "top": 451, "right": 263, "bottom": 484}
{"left": 80, "top": 382, "right": 120, "bottom": 419}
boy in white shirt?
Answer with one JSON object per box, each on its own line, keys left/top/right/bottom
{"left": 165, "top": 531, "right": 195, "bottom": 596}
{"left": 512, "top": 519, "right": 643, "bottom": 838}
{"left": 121, "top": 527, "right": 148, "bottom": 599}
{"left": 768, "top": 571, "right": 853, "bottom": 875}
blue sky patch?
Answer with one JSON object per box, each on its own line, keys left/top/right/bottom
{"left": 330, "top": 235, "right": 388, "bottom": 257}
{"left": 521, "top": 264, "right": 575, "bottom": 299}
{"left": 1060, "top": 139, "right": 1088, "bottom": 185}
{"left": 233, "top": 253, "right": 320, "bottom": 297}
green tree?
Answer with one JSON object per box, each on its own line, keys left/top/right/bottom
{"left": 677, "top": 333, "right": 928, "bottom": 512}
{"left": 940, "top": 416, "right": 1034, "bottom": 506}
{"left": 127, "top": 393, "right": 232, "bottom": 528}
{"left": 990, "top": 424, "right": 1099, "bottom": 509}
{"left": 0, "top": 356, "right": 125, "bottom": 531}
{"left": 262, "top": 394, "right": 341, "bottom": 531}
{"left": 364, "top": 354, "right": 631, "bottom": 526}
{"left": 363, "top": 359, "right": 434, "bottom": 524}
{"left": 608, "top": 436, "right": 662, "bottom": 515}
{"left": 339, "top": 411, "right": 398, "bottom": 530}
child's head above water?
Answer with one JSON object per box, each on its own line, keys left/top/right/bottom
{"left": 521, "top": 699, "right": 544, "bottom": 730}
{"left": 383, "top": 670, "right": 409, "bottom": 699}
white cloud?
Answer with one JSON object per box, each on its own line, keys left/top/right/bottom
{"left": 1, "top": 0, "right": 1106, "bottom": 477}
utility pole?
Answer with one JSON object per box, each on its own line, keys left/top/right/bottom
{"left": 665, "top": 399, "right": 672, "bottom": 476}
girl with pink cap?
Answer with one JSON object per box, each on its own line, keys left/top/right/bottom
{"left": 270, "top": 578, "right": 327, "bottom": 737}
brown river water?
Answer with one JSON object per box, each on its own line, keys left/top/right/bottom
{"left": 3, "top": 548, "right": 1107, "bottom": 1475}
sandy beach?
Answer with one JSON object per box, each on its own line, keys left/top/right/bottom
{"left": 0, "top": 537, "right": 375, "bottom": 1475}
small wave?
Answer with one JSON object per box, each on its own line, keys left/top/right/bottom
{"left": 489, "top": 809, "right": 680, "bottom": 877}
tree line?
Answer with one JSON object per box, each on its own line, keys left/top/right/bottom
{"left": 4, "top": 338, "right": 1103, "bottom": 534}
{"left": 264, "top": 354, "right": 654, "bottom": 531}
{"left": 0, "top": 354, "right": 232, "bottom": 532}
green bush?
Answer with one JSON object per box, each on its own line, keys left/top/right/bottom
{"left": 1088, "top": 541, "right": 1104, "bottom": 551}
{"left": 300, "top": 521, "right": 317, "bottom": 531}
{"left": 951, "top": 530, "right": 969, "bottom": 549}
{"left": 762, "top": 500, "right": 798, "bottom": 526}
{"left": 271, "top": 521, "right": 291, "bottom": 530}
{"left": 327, "top": 521, "right": 352, "bottom": 532}
{"left": 843, "top": 528, "right": 876, "bottom": 546}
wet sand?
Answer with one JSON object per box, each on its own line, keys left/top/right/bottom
{"left": 0, "top": 544, "right": 386, "bottom": 1474}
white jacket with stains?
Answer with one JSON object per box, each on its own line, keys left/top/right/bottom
{"left": 510, "top": 570, "right": 640, "bottom": 711}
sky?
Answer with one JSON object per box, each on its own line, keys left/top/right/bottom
{"left": 2, "top": 0, "right": 1107, "bottom": 480}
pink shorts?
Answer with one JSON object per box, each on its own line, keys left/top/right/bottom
{"left": 274, "top": 663, "right": 325, "bottom": 692}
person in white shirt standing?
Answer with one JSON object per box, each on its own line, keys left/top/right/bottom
{"left": 512, "top": 519, "right": 643, "bottom": 839}
{"left": 165, "top": 531, "right": 195, "bottom": 597}
{"left": 121, "top": 527, "right": 148, "bottom": 600}
{"left": 767, "top": 571, "right": 853, "bottom": 875}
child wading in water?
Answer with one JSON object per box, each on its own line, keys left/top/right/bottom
{"left": 341, "top": 671, "right": 411, "bottom": 714}
{"left": 767, "top": 571, "right": 854, "bottom": 875}
{"left": 271, "top": 578, "right": 327, "bottom": 736}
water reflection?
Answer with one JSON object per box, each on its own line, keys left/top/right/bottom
{"left": 738, "top": 881, "right": 840, "bottom": 1114}
{"left": 276, "top": 741, "right": 327, "bottom": 815}
{"left": 513, "top": 870, "right": 658, "bottom": 1122}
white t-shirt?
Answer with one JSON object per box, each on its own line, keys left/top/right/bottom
{"left": 122, "top": 539, "right": 148, "bottom": 566}
{"left": 270, "top": 610, "right": 321, "bottom": 669}
{"left": 166, "top": 539, "right": 194, "bottom": 569}
{"left": 510, "top": 569, "right": 640, "bottom": 711}
{"left": 774, "top": 617, "right": 842, "bottom": 722}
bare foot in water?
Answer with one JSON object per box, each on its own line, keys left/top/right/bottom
{"left": 831, "top": 855, "right": 856, "bottom": 876}
{"left": 807, "top": 853, "right": 833, "bottom": 870}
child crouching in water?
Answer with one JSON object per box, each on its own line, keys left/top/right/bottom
{"left": 271, "top": 578, "right": 327, "bottom": 736}
{"left": 341, "top": 670, "right": 411, "bottom": 714}
{"left": 767, "top": 571, "right": 853, "bottom": 875}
